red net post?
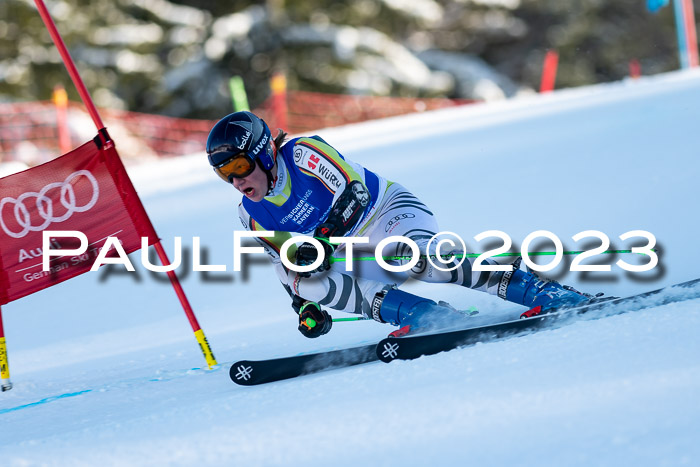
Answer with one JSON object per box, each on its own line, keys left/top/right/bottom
{"left": 540, "top": 50, "right": 559, "bottom": 93}
{"left": 629, "top": 59, "right": 642, "bottom": 79}
{"left": 53, "top": 85, "right": 71, "bottom": 154}
{"left": 270, "top": 73, "right": 288, "bottom": 131}
{"left": 682, "top": 0, "right": 699, "bottom": 67}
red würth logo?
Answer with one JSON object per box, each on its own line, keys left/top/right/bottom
{"left": 307, "top": 155, "right": 320, "bottom": 170}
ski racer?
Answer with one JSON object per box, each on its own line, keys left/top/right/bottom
{"left": 207, "top": 111, "right": 596, "bottom": 338}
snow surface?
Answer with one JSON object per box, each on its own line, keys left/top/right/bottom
{"left": 2, "top": 69, "right": 700, "bottom": 466}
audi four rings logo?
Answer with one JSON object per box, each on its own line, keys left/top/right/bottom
{"left": 385, "top": 213, "right": 415, "bottom": 232}
{"left": 0, "top": 170, "right": 100, "bottom": 239}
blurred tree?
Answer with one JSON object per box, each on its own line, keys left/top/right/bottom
{"left": 0, "top": 0, "right": 691, "bottom": 119}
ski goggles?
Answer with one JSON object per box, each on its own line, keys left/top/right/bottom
{"left": 212, "top": 151, "right": 256, "bottom": 182}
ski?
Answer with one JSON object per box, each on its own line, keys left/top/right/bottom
{"left": 376, "top": 277, "right": 700, "bottom": 363}
{"left": 230, "top": 306, "right": 477, "bottom": 385}
{"left": 232, "top": 278, "right": 700, "bottom": 384}
{"left": 230, "top": 342, "right": 378, "bottom": 386}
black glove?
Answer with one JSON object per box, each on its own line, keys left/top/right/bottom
{"left": 294, "top": 237, "right": 335, "bottom": 277}
{"left": 297, "top": 301, "right": 332, "bottom": 338}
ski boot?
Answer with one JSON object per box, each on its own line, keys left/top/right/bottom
{"left": 371, "top": 287, "right": 475, "bottom": 336}
{"left": 500, "top": 268, "right": 595, "bottom": 318}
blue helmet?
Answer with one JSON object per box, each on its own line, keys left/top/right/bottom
{"left": 206, "top": 111, "right": 275, "bottom": 172}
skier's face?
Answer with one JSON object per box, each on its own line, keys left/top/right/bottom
{"left": 231, "top": 162, "right": 269, "bottom": 202}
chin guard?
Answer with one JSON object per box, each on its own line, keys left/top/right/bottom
{"left": 315, "top": 180, "right": 370, "bottom": 238}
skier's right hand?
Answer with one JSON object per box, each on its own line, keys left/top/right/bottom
{"left": 294, "top": 238, "right": 335, "bottom": 277}
{"left": 297, "top": 301, "right": 332, "bottom": 338}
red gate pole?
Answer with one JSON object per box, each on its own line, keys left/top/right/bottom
{"left": 33, "top": 0, "right": 217, "bottom": 368}
{"left": 0, "top": 306, "right": 11, "bottom": 391}
{"left": 33, "top": 0, "right": 104, "bottom": 131}
{"left": 154, "top": 243, "right": 216, "bottom": 367}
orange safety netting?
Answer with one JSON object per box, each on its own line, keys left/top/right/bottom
{"left": 0, "top": 93, "right": 476, "bottom": 166}
{"left": 256, "top": 91, "right": 477, "bottom": 134}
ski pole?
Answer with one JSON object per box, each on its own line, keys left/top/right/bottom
{"left": 308, "top": 309, "right": 479, "bottom": 327}
{"left": 330, "top": 249, "right": 654, "bottom": 264}
{"left": 313, "top": 312, "right": 485, "bottom": 325}
{"left": 302, "top": 316, "right": 369, "bottom": 329}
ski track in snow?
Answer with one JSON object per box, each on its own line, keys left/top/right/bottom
{"left": 2, "top": 69, "right": 700, "bottom": 466}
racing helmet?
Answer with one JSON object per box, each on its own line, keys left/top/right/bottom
{"left": 206, "top": 111, "right": 275, "bottom": 182}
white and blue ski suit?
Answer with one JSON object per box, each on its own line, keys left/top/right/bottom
{"left": 238, "top": 135, "right": 507, "bottom": 318}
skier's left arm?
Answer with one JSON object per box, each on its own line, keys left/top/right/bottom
{"left": 293, "top": 137, "right": 372, "bottom": 274}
